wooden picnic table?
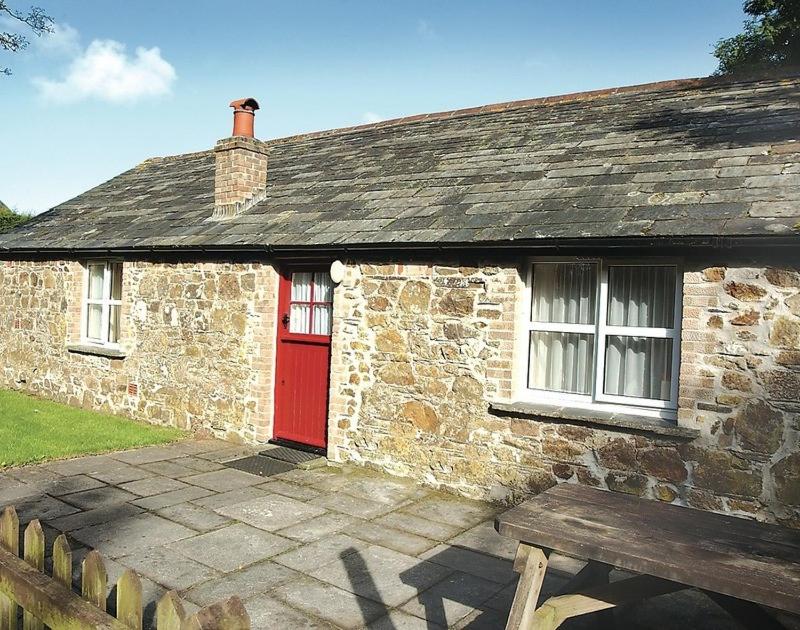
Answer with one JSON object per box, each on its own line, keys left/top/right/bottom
{"left": 495, "top": 483, "right": 800, "bottom": 630}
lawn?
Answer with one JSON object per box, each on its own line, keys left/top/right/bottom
{"left": 0, "top": 389, "right": 185, "bottom": 467}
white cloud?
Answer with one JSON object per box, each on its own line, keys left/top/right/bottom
{"left": 416, "top": 19, "right": 436, "bottom": 40}
{"left": 33, "top": 38, "right": 176, "bottom": 104}
{"left": 35, "top": 22, "right": 80, "bottom": 56}
{"left": 362, "top": 111, "right": 384, "bottom": 124}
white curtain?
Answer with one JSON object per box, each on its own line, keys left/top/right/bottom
{"left": 607, "top": 266, "right": 675, "bottom": 328}
{"left": 289, "top": 272, "right": 312, "bottom": 333}
{"left": 529, "top": 332, "right": 595, "bottom": 395}
{"left": 604, "top": 336, "right": 672, "bottom": 400}
{"left": 532, "top": 263, "right": 596, "bottom": 324}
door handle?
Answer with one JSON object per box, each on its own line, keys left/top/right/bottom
{"left": 282, "top": 313, "right": 290, "bottom": 328}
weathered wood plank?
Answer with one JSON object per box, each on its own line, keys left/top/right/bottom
{"left": 23, "top": 520, "right": 44, "bottom": 630}
{"left": 116, "top": 570, "right": 142, "bottom": 630}
{"left": 183, "top": 596, "right": 250, "bottom": 630}
{"left": 0, "top": 546, "right": 127, "bottom": 630}
{"left": 0, "top": 507, "right": 19, "bottom": 630}
{"left": 505, "top": 544, "right": 548, "bottom": 630}
{"left": 52, "top": 535, "right": 72, "bottom": 589}
{"left": 496, "top": 485, "right": 800, "bottom": 614}
{"left": 81, "top": 550, "right": 107, "bottom": 611}
{"left": 155, "top": 591, "right": 185, "bottom": 630}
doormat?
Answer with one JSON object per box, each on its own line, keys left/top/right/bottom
{"left": 225, "top": 455, "right": 295, "bottom": 478}
{"left": 260, "top": 445, "right": 323, "bottom": 465}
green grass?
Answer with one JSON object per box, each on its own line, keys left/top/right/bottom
{"left": 0, "top": 389, "right": 185, "bottom": 467}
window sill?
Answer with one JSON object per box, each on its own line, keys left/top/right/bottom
{"left": 489, "top": 400, "right": 699, "bottom": 440}
{"left": 66, "top": 343, "right": 126, "bottom": 360}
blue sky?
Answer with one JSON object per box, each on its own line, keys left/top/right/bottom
{"left": 3, "top": 0, "right": 745, "bottom": 213}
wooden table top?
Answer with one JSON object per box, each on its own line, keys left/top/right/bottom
{"left": 495, "top": 484, "right": 800, "bottom": 614}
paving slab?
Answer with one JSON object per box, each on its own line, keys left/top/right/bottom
{"left": 181, "top": 468, "right": 264, "bottom": 492}
{"left": 399, "top": 570, "right": 504, "bottom": 627}
{"left": 43, "top": 474, "right": 106, "bottom": 497}
{"left": 116, "top": 546, "right": 220, "bottom": 591}
{"left": 60, "top": 486, "right": 139, "bottom": 510}
{"left": 216, "top": 494, "right": 327, "bottom": 531}
{"left": 86, "top": 463, "right": 154, "bottom": 485}
{"left": 243, "top": 593, "right": 334, "bottom": 629}
{"left": 367, "top": 609, "right": 445, "bottom": 629}
{"left": 155, "top": 502, "right": 232, "bottom": 532}
{"left": 71, "top": 513, "right": 196, "bottom": 558}
{"left": 168, "top": 523, "right": 296, "bottom": 572}
{"left": 340, "top": 475, "right": 429, "bottom": 506}
{"left": 190, "top": 486, "right": 270, "bottom": 509}
{"left": 0, "top": 479, "right": 43, "bottom": 504}
{"left": 184, "top": 560, "right": 300, "bottom": 606}
{"left": 276, "top": 512, "right": 361, "bottom": 544}
{"left": 446, "top": 520, "right": 518, "bottom": 561}
{"left": 257, "top": 479, "right": 323, "bottom": 502}
{"left": 272, "top": 575, "right": 388, "bottom": 629}
{"left": 311, "top": 492, "right": 396, "bottom": 520}
{"left": 401, "top": 496, "right": 496, "bottom": 531}
{"left": 6, "top": 466, "right": 62, "bottom": 486}
{"left": 48, "top": 502, "right": 145, "bottom": 533}
{"left": 309, "top": 545, "right": 453, "bottom": 608}
{"left": 274, "top": 533, "right": 369, "bottom": 573}
{"left": 12, "top": 494, "right": 80, "bottom": 523}
{"left": 139, "top": 460, "right": 200, "bottom": 478}
{"left": 130, "top": 485, "right": 214, "bottom": 510}
{"left": 170, "top": 456, "right": 225, "bottom": 473}
{"left": 119, "top": 476, "right": 192, "bottom": 497}
{"left": 348, "top": 520, "right": 438, "bottom": 557}
{"left": 375, "top": 512, "right": 462, "bottom": 542}
{"left": 110, "top": 445, "right": 183, "bottom": 465}
{"left": 419, "top": 544, "right": 516, "bottom": 585}
{"left": 194, "top": 446, "right": 259, "bottom": 463}
{"left": 42, "top": 454, "right": 119, "bottom": 476}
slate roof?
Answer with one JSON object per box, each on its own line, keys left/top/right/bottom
{"left": 2, "top": 74, "right": 799, "bottom": 252}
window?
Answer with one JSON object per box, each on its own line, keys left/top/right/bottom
{"left": 288, "top": 271, "right": 333, "bottom": 335}
{"left": 521, "top": 259, "right": 681, "bottom": 418}
{"left": 83, "top": 261, "right": 123, "bottom": 346}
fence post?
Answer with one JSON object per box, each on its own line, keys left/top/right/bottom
{"left": 116, "top": 569, "right": 142, "bottom": 630}
{"left": 183, "top": 596, "right": 250, "bottom": 630}
{"left": 22, "top": 520, "right": 45, "bottom": 630}
{"left": 52, "top": 535, "right": 72, "bottom": 588}
{"left": 155, "top": 591, "right": 185, "bottom": 630}
{"left": 82, "top": 550, "right": 108, "bottom": 612}
{"left": 0, "top": 506, "right": 19, "bottom": 630}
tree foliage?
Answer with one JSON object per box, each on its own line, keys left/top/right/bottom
{"left": 0, "top": 202, "right": 31, "bottom": 233}
{"left": 0, "top": 1, "right": 53, "bottom": 75}
{"left": 715, "top": 0, "right": 800, "bottom": 75}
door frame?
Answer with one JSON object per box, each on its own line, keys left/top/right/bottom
{"left": 271, "top": 266, "right": 333, "bottom": 452}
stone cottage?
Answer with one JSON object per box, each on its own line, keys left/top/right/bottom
{"left": 1, "top": 74, "right": 799, "bottom": 526}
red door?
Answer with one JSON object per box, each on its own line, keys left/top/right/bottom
{"left": 273, "top": 269, "right": 333, "bottom": 449}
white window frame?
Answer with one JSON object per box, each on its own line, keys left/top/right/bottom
{"left": 517, "top": 257, "right": 682, "bottom": 421}
{"left": 81, "top": 260, "right": 123, "bottom": 348}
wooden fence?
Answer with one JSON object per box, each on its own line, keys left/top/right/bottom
{"left": 0, "top": 506, "right": 250, "bottom": 629}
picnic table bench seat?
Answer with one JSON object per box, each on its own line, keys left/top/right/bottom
{"left": 495, "top": 483, "right": 800, "bottom": 630}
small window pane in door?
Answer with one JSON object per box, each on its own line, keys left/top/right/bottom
{"left": 291, "top": 273, "right": 313, "bottom": 302}
{"left": 290, "top": 303, "right": 310, "bottom": 334}
{"left": 312, "top": 305, "right": 332, "bottom": 335}
{"left": 604, "top": 335, "right": 673, "bottom": 401}
{"left": 87, "top": 304, "right": 103, "bottom": 340}
{"left": 314, "top": 272, "right": 333, "bottom": 302}
{"left": 88, "top": 265, "right": 105, "bottom": 300}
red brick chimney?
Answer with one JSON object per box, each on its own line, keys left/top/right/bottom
{"left": 213, "top": 97, "right": 269, "bottom": 220}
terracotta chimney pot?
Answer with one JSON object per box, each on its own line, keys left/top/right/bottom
{"left": 230, "top": 97, "right": 259, "bottom": 137}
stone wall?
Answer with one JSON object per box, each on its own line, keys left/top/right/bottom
{"left": 327, "top": 258, "right": 800, "bottom": 526}
{"left": 0, "top": 258, "right": 278, "bottom": 442}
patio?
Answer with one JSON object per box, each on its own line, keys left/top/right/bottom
{"left": 0, "top": 440, "right": 739, "bottom": 629}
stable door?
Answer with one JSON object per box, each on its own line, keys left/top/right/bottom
{"left": 273, "top": 270, "right": 333, "bottom": 449}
